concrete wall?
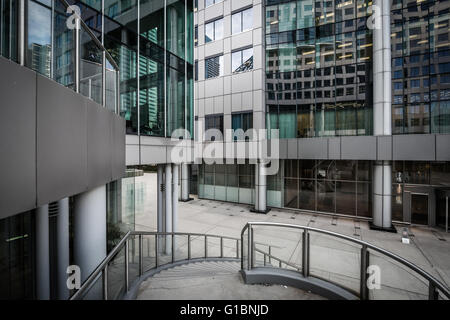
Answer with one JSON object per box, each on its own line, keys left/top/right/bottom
{"left": 0, "top": 57, "right": 126, "bottom": 219}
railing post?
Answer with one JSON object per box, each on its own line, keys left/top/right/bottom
{"left": 125, "top": 239, "right": 129, "bottom": 292}
{"left": 188, "top": 235, "right": 191, "bottom": 260}
{"left": 102, "top": 266, "right": 108, "bottom": 300}
{"left": 428, "top": 282, "right": 439, "bottom": 300}
{"left": 247, "top": 227, "right": 252, "bottom": 270}
{"left": 155, "top": 235, "right": 159, "bottom": 268}
{"left": 241, "top": 233, "right": 244, "bottom": 270}
{"left": 360, "top": 245, "right": 369, "bottom": 300}
{"left": 302, "top": 230, "right": 309, "bottom": 277}
{"left": 264, "top": 253, "right": 267, "bottom": 266}
{"left": 204, "top": 235, "right": 208, "bottom": 258}
{"left": 75, "top": 17, "right": 80, "bottom": 93}
{"left": 139, "top": 235, "right": 143, "bottom": 276}
{"left": 250, "top": 227, "right": 255, "bottom": 269}
{"left": 268, "top": 246, "right": 272, "bottom": 265}
{"left": 220, "top": 237, "right": 223, "bottom": 258}
{"left": 18, "top": 0, "right": 25, "bottom": 66}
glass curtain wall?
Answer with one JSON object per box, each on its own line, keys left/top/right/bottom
{"left": 284, "top": 160, "right": 372, "bottom": 217}
{"left": 265, "top": 0, "right": 373, "bottom": 138}
{"left": 391, "top": 0, "right": 450, "bottom": 134}
{"left": 0, "top": 0, "right": 193, "bottom": 138}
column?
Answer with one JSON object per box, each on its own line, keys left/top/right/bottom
{"left": 181, "top": 163, "right": 191, "bottom": 201}
{"left": 253, "top": 161, "right": 268, "bottom": 213}
{"left": 172, "top": 164, "right": 179, "bottom": 252}
{"left": 56, "top": 198, "right": 70, "bottom": 300}
{"left": 165, "top": 164, "right": 172, "bottom": 254}
{"left": 36, "top": 204, "right": 50, "bottom": 300}
{"left": 172, "top": 164, "right": 179, "bottom": 234}
{"left": 372, "top": 0, "right": 393, "bottom": 230}
{"left": 73, "top": 185, "right": 107, "bottom": 283}
{"left": 157, "top": 164, "right": 165, "bottom": 252}
{"left": 157, "top": 165, "right": 164, "bottom": 233}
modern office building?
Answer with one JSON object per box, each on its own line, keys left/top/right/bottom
{"left": 0, "top": 0, "right": 193, "bottom": 300}
{"left": 193, "top": 0, "right": 450, "bottom": 230}
{"left": 1, "top": 0, "right": 449, "bottom": 302}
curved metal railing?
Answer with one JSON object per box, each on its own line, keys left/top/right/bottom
{"left": 70, "top": 231, "right": 241, "bottom": 300}
{"left": 241, "top": 222, "right": 450, "bottom": 300}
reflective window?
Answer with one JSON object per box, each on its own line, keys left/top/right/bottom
{"left": 205, "top": 55, "right": 224, "bottom": 78}
{"left": 232, "top": 112, "right": 253, "bottom": 140}
{"left": 205, "top": 114, "right": 224, "bottom": 141}
{"left": 231, "top": 47, "right": 253, "bottom": 73}
{"left": 205, "top": 0, "right": 222, "bottom": 7}
{"left": 205, "top": 18, "right": 223, "bottom": 42}
{"left": 232, "top": 7, "right": 253, "bottom": 34}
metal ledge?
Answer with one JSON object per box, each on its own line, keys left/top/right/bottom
{"left": 241, "top": 267, "right": 359, "bottom": 300}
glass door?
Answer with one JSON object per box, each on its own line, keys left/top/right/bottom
{"left": 411, "top": 193, "right": 429, "bottom": 225}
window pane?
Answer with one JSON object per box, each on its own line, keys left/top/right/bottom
{"left": 205, "top": 22, "right": 214, "bottom": 42}
{"left": 205, "top": 0, "right": 214, "bottom": 7}
{"left": 336, "top": 181, "right": 356, "bottom": 215}
{"left": 232, "top": 12, "right": 242, "bottom": 34}
{"left": 242, "top": 8, "right": 253, "bottom": 31}
{"left": 231, "top": 51, "right": 241, "bottom": 73}
{"left": 214, "top": 19, "right": 223, "bottom": 40}
{"left": 205, "top": 55, "right": 223, "bottom": 78}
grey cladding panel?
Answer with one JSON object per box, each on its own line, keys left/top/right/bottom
{"left": 328, "top": 137, "right": 341, "bottom": 159}
{"left": 341, "top": 136, "right": 376, "bottom": 160}
{"left": 87, "top": 100, "right": 113, "bottom": 189}
{"left": 436, "top": 134, "right": 450, "bottom": 161}
{"left": 112, "top": 115, "right": 126, "bottom": 179}
{"left": 0, "top": 58, "right": 37, "bottom": 218}
{"left": 36, "top": 75, "right": 88, "bottom": 206}
{"left": 377, "top": 136, "right": 392, "bottom": 160}
{"left": 393, "top": 134, "right": 435, "bottom": 161}
{"left": 298, "top": 138, "right": 328, "bottom": 159}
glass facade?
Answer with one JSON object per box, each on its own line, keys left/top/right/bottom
{"left": 0, "top": 210, "right": 35, "bottom": 300}
{"left": 0, "top": 0, "right": 194, "bottom": 138}
{"left": 265, "top": 0, "right": 374, "bottom": 138}
{"left": 391, "top": 0, "right": 450, "bottom": 134}
{"left": 284, "top": 160, "right": 372, "bottom": 217}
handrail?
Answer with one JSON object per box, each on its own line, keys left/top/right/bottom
{"left": 70, "top": 231, "right": 241, "bottom": 300}
{"left": 58, "top": 0, "right": 119, "bottom": 71}
{"left": 241, "top": 222, "right": 450, "bottom": 300}
{"left": 254, "top": 247, "right": 301, "bottom": 271}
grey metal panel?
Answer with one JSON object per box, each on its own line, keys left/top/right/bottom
{"left": 393, "top": 134, "right": 436, "bottom": 161}
{"left": 287, "top": 139, "right": 298, "bottom": 159}
{"left": 436, "top": 134, "right": 450, "bottom": 161}
{"left": 87, "top": 100, "right": 113, "bottom": 189}
{"left": 298, "top": 138, "right": 328, "bottom": 159}
{"left": 112, "top": 114, "right": 126, "bottom": 179}
{"left": 341, "top": 136, "right": 376, "bottom": 160}
{"left": 377, "top": 136, "right": 392, "bottom": 160}
{"left": 36, "top": 75, "right": 88, "bottom": 206}
{"left": 279, "top": 139, "right": 287, "bottom": 159}
{"left": 0, "top": 58, "right": 37, "bottom": 218}
{"left": 328, "top": 137, "right": 341, "bottom": 160}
